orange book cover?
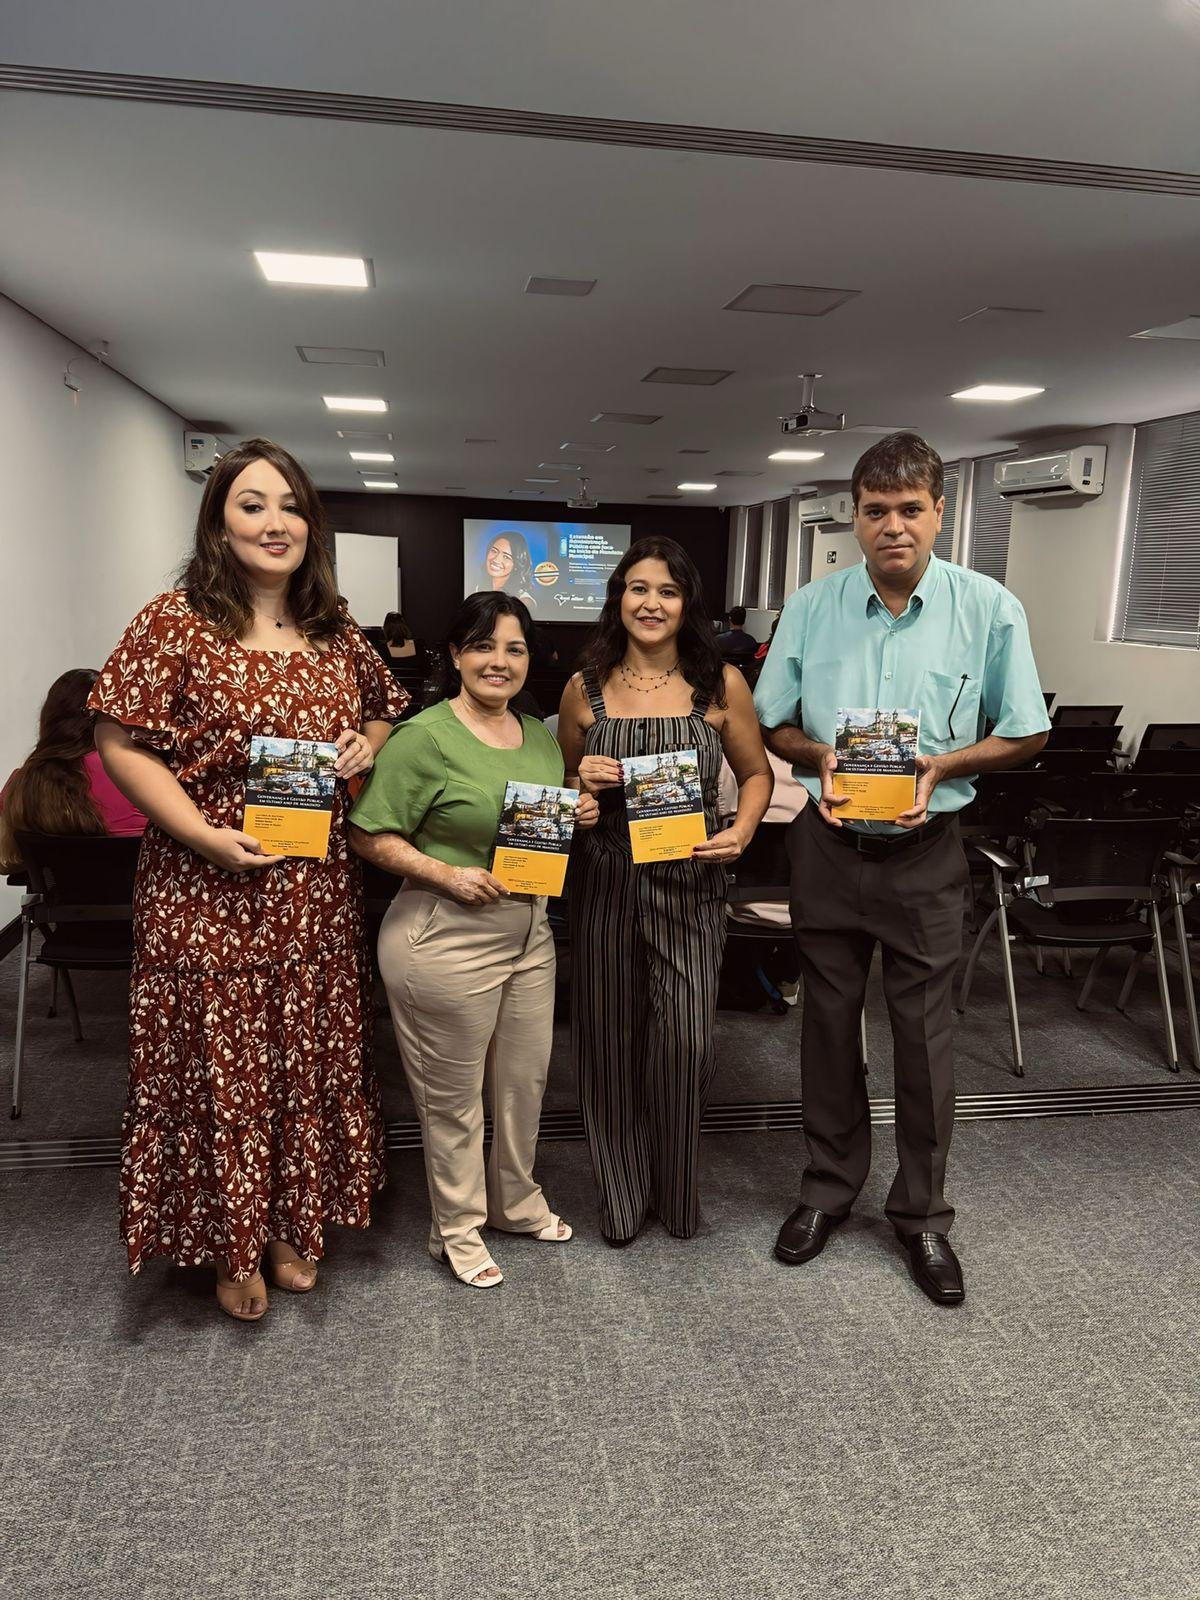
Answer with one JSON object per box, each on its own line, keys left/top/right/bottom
{"left": 831, "top": 708, "right": 920, "bottom": 823}
{"left": 243, "top": 736, "right": 338, "bottom": 860}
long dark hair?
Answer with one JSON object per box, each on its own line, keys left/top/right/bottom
{"left": 0, "top": 669, "right": 105, "bottom": 868}
{"left": 435, "top": 590, "right": 536, "bottom": 700}
{"left": 479, "top": 529, "right": 536, "bottom": 598}
{"left": 180, "top": 437, "right": 344, "bottom": 642}
{"left": 578, "top": 536, "right": 726, "bottom": 708}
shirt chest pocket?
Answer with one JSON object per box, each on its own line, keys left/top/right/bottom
{"left": 919, "top": 669, "right": 982, "bottom": 753}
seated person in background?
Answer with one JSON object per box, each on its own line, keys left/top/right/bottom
{"left": 0, "top": 667, "right": 147, "bottom": 869}
{"left": 754, "top": 614, "right": 780, "bottom": 663}
{"left": 382, "top": 611, "right": 419, "bottom": 661}
{"left": 716, "top": 605, "right": 759, "bottom": 663}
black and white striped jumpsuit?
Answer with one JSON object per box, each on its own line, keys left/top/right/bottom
{"left": 568, "top": 670, "right": 728, "bottom": 1240}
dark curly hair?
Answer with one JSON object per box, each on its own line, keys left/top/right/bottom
{"left": 577, "top": 536, "right": 726, "bottom": 709}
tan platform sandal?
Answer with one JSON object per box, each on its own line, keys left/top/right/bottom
{"left": 265, "top": 1242, "right": 319, "bottom": 1293}
{"left": 215, "top": 1266, "right": 268, "bottom": 1322}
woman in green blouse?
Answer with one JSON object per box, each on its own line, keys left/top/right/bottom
{"left": 349, "top": 592, "right": 598, "bottom": 1287}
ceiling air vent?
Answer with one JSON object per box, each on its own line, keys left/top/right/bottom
{"left": 591, "top": 411, "right": 661, "bottom": 426}
{"left": 298, "top": 346, "right": 385, "bottom": 366}
{"left": 724, "top": 283, "right": 859, "bottom": 317}
{"left": 525, "top": 276, "right": 597, "bottom": 297}
{"left": 642, "top": 367, "right": 733, "bottom": 386}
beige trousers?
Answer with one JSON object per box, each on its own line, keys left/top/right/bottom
{"left": 377, "top": 885, "right": 557, "bottom": 1275}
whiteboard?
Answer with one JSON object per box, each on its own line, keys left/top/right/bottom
{"left": 333, "top": 531, "right": 399, "bottom": 626}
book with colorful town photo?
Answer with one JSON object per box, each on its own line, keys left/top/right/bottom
{"left": 623, "top": 748, "right": 708, "bottom": 864}
{"left": 831, "top": 708, "right": 920, "bottom": 822}
{"left": 491, "top": 781, "right": 581, "bottom": 896}
{"left": 243, "top": 736, "right": 340, "bottom": 859}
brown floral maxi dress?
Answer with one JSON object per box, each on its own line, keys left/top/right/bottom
{"left": 89, "top": 591, "right": 409, "bottom": 1280}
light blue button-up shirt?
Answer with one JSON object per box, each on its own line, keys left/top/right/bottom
{"left": 753, "top": 554, "right": 1050, "bottom": 828}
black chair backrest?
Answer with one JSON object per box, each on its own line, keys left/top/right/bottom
{"left": 1131, "top": 746, "right": 1200, "bottom": 775}
{"left": 727, "top": 820, "right": 792, "bottom": 899}
{"left": 15, "top": 832, "right": 140, "bottom": 911}
{"left": 1044, "top": 725, "right": 1121, "bottom": 752}
{"left": 1139, "top": 722, "right": 1200, "bottom": 753}
{"left": 1029, "top": 817, "right": 1180, "bottom": 897}
{"left": 1051, "top": 704, "right": 1122, "bottom": 727}
{"left": 1033, "top": 749, "right": 1114, "bottom": 776}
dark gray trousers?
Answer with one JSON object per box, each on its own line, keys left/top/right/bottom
{"left": 787, "top": 805, "right": 968, "bottom": 1235}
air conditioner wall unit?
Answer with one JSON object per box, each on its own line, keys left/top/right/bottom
{"left": 798, "top": 492, "right": 853, "bottom": 526}
{"left": 994, "top": 446, "right": 1106, "bottom": 501}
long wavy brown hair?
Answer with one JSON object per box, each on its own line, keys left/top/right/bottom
{"left": 577, "top": 536, "right": 726, "bottom": 708}
{"left": 0, "top": 669, "right": 105, "bottom": 869}
{"left": 180, "top": 438, "right": 344, "bottom": 641}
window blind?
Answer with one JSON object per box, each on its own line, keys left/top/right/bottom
{"left": 935, "top": 466, "right": 959, "bottom": 562}
{"left": 740, "top": 504, "right": 764, "bottom": 607}
{"left": 765, "top": 497, "right": 790, "bottom": 608}
{"left": 1115, "top": 412, "right": 1200, "bottom": 649}
{"left": 965, "top": 458, "right": 1013, "bottom": 584}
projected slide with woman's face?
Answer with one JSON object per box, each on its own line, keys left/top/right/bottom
{"left": 465, "top": 520, "right": 631, "bottom": 620}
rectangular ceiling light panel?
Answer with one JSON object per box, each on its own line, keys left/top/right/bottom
{"left": 561, "top": 441, "right": 616, "bottom": 453}
{"left": 362, "top": 478, "right": 399, "bottom": 490}
{"left": 642, "top": 367, "right": 733, "bottom": 386}
{"left": 525, "top": 276, "right": 597, "bottom": 296}
{"left": 1131, "top": 315, "right": 1200, "bottom": 341}
{"left": 299, "top": 346, "right": 385, "bottom": 366}
{"left": 255, "top": 252, "right": 372, "bottom": 288}
{"left": 951, "top": 384, "right": 1044, "bottom": 402}
{"left": 337, "top": 430, "right": 393, "bottom": 440}
{"left": 770, "top": 449, "right": 825, "bottom": 462}
{"left": 324, "top": 396, "right": 388, "bottom": 412}
{"left": 724, "top": 283, "right": 859, "bottom": 316}
{"left": 591, "top": 412, "right": 662, "bottom": 426}
{"left": 349, "top": 451, "right": 395, "bottom": 462}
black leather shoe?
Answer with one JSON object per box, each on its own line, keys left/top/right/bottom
{"left": 774, "top": 1204, "right": 843, "bottom": 1264}
{"left": 901, "top": 1231, "right": 965, "bottom": 1305}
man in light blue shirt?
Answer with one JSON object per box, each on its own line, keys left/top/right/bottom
{"left": 754, "top": 433, "right": 1049, "bottom": 1304}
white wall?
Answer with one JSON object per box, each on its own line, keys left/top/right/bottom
{"left": 0, "top": 296, "right": 199, "bottom": 919}
{"left": 1004, "top": 423, "right": 1200, "bottom": 755}
{"left": 810, "top": 525, "right": 861, "bottom": 576}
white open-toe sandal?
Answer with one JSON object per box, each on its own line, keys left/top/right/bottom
{"left": 433, "top": 1245, "right": 504, "bottom": 1287}
{"left": 533, "top": 1214, "right": 573, "bottom": 1242}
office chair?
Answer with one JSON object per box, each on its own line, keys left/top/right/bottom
{"left": 1051, "top": 704, "right": 1122, "bottom": 728}
{"left": 11, "top": 832, "right": 141, "bottom": 1118}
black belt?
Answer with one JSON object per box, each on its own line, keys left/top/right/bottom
{"left": 813, "top": 808, "right": 953, "bottom": 859}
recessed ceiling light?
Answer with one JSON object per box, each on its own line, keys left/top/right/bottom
{"left": 769, "top": 449, "right": 826, "bottom": 462}
{"left": 361, "top": 478, "right": 399, "bottom": 490}
{"left": 349, "top": 451, "right": 394, "bottom": 463}
{"left": 525, "top": 276, "right": 597, "bottom": 297}
{"left": 525, "top": 476, "right": 558, "bottom": 484}
{"left": 298, "top": 346, "right": 385, "bottom": 366}
{"left": 643, "top": 366, "right": 733, "bottom": 386}
{"left": 548, "top": 461, "right": 582, "bottom": 472}
{"left": 678, "top": 482, "right": 717, "bottom": 492}
{"left": 510, "top": 488, "right": 544, "bottom": 495}
{"left": 254, "top": 252, "right": 371, "bottom": 288}
{"left": 951, "top": 384, "right": 1045, "bottom": 402}
{"left": 715, "top": 470, "right": 764, "bottom": 479}
{"left": 561, "top": 441, "right": 615, "bottom": 453}
{"left": 324, "top": 396, "right": 388, "bottom": 413}
{"left": 724, "top": 283, "right": 859, "bottom": 317}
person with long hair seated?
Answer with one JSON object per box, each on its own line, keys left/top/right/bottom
{"left": 382, "top": 611, "right": 418, "bottom": 661}
{"left": 557, "top": 537, "right": 772, "bottom": 1245}
{"left": 349, "top": 592, "right": 598, "bottom": 1287}
{"left": 479, "top": 529, "right": 538, "bottom": 613}
{"left": 0, "top": 669, "right": 146, "bottom": 868}
{"left": 89, "top": 438, "right": 409, "bottom": 1322}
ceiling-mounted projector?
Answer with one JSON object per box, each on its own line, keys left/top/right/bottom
{"left": 780, "top": 372, "right": 845, "bottom": 436}
{"left": 567, "top": 475, "right": 598, "bottom": 509}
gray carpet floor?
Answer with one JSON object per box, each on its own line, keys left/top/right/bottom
{"left": 1, "top": 927, "right": 1194, "bottom": 1139}
{"left": 1, "top": 1113, "right": 1197, "bottom": 1600}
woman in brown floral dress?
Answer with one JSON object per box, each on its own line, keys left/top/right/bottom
{"left": 91, "top": 438, "right": 407, "bottom": 1321}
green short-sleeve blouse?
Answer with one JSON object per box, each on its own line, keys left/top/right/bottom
{"left": 349, "top": 700, "right": 566, "bottom": 870}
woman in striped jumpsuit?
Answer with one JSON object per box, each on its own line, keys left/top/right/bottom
{"left": 558, "top": 538, "right": 771, "bottom": 1244}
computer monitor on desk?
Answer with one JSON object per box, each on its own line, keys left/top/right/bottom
{"left": 1051, "top": 704, "right": 1122, "bottom": 727}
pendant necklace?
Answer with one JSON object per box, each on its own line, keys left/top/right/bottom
{"left": 619, "top": 659, "right": 679, "bottom": 693}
